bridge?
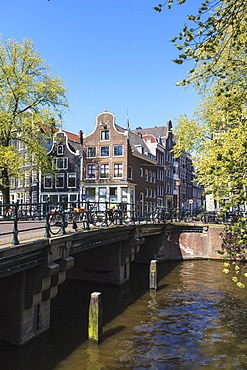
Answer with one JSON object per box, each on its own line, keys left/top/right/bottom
{"left": 0, "top": 215, "right": 224, "bottom": 346}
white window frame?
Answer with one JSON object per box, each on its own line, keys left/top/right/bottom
{"left": 54, "top": 157, "right": 68, "bottom": 170}
{"left": 100, "top": 146, "right": 110, "bottom": 157}
{"left": 100, "top": 163, "right": 109, "bottom": 178}
{"left": 113, "top": 145, "right": 123, "bottom": 156}
{"left": 57, "top": 145, "right": 64, "bottom": 155}
{"left": 100, "top": 130, "right": 110, "bottom": 141}
{"left": 68, "top": 173, "right": 76, "bottom": 188}
{"left": 113, "top": 163, "right": 123, "bottom": 178}
{"left": 87, "top": 164, "right": 96, "bottom": 179}
{"left": 87, "top": 146, "right": 96, "bottom": 158}
{"left": 55, "top": 173, "right": 64, "bottom": 189}
{"left": 44, "top": 174, "right": 52, "bottom": 189}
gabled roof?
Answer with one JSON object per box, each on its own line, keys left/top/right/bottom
{"left": 131, "top": 126, "right": 168, "bottom": 139}
{"left": 59, "top": 129, "right": 80, "bottom": 143}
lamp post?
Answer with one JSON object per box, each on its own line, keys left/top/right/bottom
{"left": 175, "top": 178, "right": 181, "bottom": 213}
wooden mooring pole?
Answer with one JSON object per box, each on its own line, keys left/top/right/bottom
{"left": 149, "top": 260, "right": 158, "bottom": 290}
{"left": 88, "top": 292, "right": 103, "bottom": 343}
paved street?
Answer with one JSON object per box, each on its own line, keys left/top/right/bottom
{"left": 0, "top": 220, "right": 78, "bottom": 247}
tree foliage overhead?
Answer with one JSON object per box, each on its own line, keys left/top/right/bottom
{"left": 0, "top": 38, "right": 68, "bottom": 203}
{"left": 157, "top": 0, "right": 247, "bottom": 287}
{"left": 155, "top": 0, "right": 247, "bottom": 88}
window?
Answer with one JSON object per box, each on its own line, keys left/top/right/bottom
{"left": 87, "top": 164, "right": 96, "bottom": 178}
{"left": 101, "top": 146, "right": 110, "bottom": 157}
{"left": 140, "top": 168, "right": 143, "bottom": 177}
{"left": 87, "top": 146, "right": 96, "bottom": 158}
{"left": 32, "top": 170, "right": 38, "bottom": 185}
{"left": 121, "top": 187, "right": 128, "bottom": 202}
{"left": 44, "top": 174, "right": 52, "bottom": 189}
{"left": 114, "top": 163, "right": 123, "bottom": 177}
{"left": 54, "top": 157, "right": 68, "bottom": 170}
{"left": 100, "top": 130, "right": 110, "bottom": 141}
{"left": 10, "top": 176, "right": 15, "bottom": 189}
{"left": 24, "top": 172, "right": 30, "bottom": 187}
{"left": 110, "top": 187, "right": 117, "bottom": 202}
{"left": 100, "top": 164, "right": 109, "bottom": 178}
{"left": 145, "top": 169, "right": 148, "bottom": 181}
{"left": 57, "top": 145, "right": 63, "bottom": 155}
{"left": 86, "top": 188, "right": 96, "bottom": 201}
{"left": 110, "top": 187, "right": 117, "bottom": 196}
{"left": 17, "top": 178, "right": 24, "bottom": 187}
{"left": 145, "top": 188, "right": 148, "bottom": 197}
{"left": 68, "top": 173, "right": 76, "bottom": 188}
{"left": 114, "top": 145, "right": 123, "bottom": 156}
{"left": 55, "top": 174, "right": 64, "bottom": 188}
{"left": 152, "top": 172, "right": 156, "bottom": 183}
{"left": 149, "top": 171, "right": 152, "bottom": 182}
{"left": 128, "top": 166, "right": 133, "bottom": 179}
{"left": 99, "top": 187, "right": 107, "bottom": 196}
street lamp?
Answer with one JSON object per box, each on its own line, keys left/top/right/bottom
{"left": 175, "top": 178, "right": 181, "bottom": 212}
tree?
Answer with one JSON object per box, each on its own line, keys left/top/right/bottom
{"left": 155, "top": 0, "right": 247, "bottom": 90}
{"left": 0, "top": 38, "right": 68, "bottom": 204}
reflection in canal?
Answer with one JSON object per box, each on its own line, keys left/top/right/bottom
{"left": 2, "top": 260, "right": 247, "bottom": 369}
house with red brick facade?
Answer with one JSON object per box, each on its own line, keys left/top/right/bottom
{"left": 81, "top": 110, "right": 158, "bottom": 213}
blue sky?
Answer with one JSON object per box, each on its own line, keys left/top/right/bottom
{"left": 1, "top": 0, "right": 200, "bottom": 135}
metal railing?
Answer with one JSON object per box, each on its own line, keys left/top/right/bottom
{"left": 0, "top": 200, "right": 244, "bottom": 246}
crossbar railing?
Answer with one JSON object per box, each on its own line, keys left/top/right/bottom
{"left": 0, "top": 200, "right": 243, "bottom": 246}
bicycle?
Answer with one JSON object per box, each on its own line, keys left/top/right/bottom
{"left": 47, "top": 209, "right": 68, "bottom": 235}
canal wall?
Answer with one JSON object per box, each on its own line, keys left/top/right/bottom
{"left": 135, "top": 224, "right": 224, "bottom": 263}
{"left": 0, "top": 222, "right": 225, "bottom": 346}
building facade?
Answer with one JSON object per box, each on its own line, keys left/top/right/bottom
{"left": 3, "top": 110, "right": 204, "bottom": 214}
{"left": 40, "top": 130, "right": 83, "bottom": 208}
{"left": 81, "top": 110, "right": 158, "bottom": 212}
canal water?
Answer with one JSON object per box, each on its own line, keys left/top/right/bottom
{"left": 1, "top": 260, "right": 247, "bottom": 369}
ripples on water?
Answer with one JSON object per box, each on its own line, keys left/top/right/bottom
{"left": 2, "top": 260, "right": 247, "bottom": 369}
{"left": 54, "top": 261, "right": 247, "bottom": 370}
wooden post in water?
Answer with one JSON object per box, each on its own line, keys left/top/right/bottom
{"left": 149, "top": 260, "right": 158, "bottom": 290}
{"left": 88, "top": 292, "right": 103, "bottom": 343}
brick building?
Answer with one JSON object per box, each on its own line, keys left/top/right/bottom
{"left": 82, "top": 110, "right": 157, "bottom": 212}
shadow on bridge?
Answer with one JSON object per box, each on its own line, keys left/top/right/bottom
{"left": 0, "top": 259, "right": 180, "bottom": 370}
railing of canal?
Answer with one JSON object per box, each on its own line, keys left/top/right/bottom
{"left": 0, "top": 200, "right": 243, "bottom": 246}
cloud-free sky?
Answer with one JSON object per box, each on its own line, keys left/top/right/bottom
{"left": 1, "top": 0, "right": 200, "bottom": 135}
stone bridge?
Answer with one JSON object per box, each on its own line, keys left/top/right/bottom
{"left": 0, "top": 222, "right": 224, "bottom": 345}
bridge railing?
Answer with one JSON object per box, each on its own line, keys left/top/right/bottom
{"left": 0, "top": 200, "right": 243, "bottom": 246}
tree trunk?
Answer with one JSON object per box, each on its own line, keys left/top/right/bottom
{"left": 0, "top": 168, "right": 10, "bottom": 204}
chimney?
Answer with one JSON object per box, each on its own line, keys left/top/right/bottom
{"left": 78, "top": 130, "right": 83, "bottom": 145}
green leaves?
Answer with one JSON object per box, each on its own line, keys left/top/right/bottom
{"left": 0, "top": 38, "right": 68, "bottom": 203}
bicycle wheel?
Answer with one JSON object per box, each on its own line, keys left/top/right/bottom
{"left": 48, "top": 214, "right": 62, "bottom": 235}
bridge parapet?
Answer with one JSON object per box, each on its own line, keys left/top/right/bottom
{"left": 0, "top": 238, "right": 74, "bottom": 345}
